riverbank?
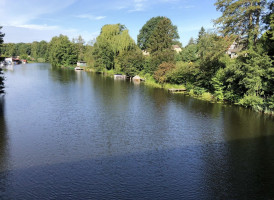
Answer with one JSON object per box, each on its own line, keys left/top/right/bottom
{"left": 82, "top": 66, "right": 274, "bottom": 116}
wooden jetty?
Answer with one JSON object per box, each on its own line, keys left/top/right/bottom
{"left": 168, "top": 88, "right": 187, "bottom": 93}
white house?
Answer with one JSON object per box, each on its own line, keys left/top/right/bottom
{"left": 172, "top": 45, "right": 182, "bottom": 53}
{"left": 77, "top": 61, "right": 87, "bottom": 67}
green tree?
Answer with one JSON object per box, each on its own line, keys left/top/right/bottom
{"left": 137, "top": 17, "right": 165, "bottom": 50}
{"left": 147, "top": 17, "right": 179, "bottom": 54}
{"left": 260, "top": 1, "right": 274, "bottom": 56}
{"left": 73, "top": 35, "right": 86, "bottom": 61}
{"left": 137, "top": 16, "right": 179, "bottom": 51}
{"left": 0, "top": 26, "right": 5, "bottom": 50}
{"left": 181, "top": 44, "right": 198, "bottom": 62}
{"left": 48, "top": 35, "right": 77, "bottom": 67}
{"left": 117, "top": 49, "right": 144, "bottom": 77}
{"left": 187, "top": 37, "right": 195, "bottom": 46}
{"left": 214, "top": 0, "right": 267, "bottom": 48}
{"left": 0, "top": 26, "right": 4, "bottom": 93}
{"left": 93, "top": 41, "right": 114, "bottom": 71}
{"left": 167, "top": 61, "right": 199, "bottom": 85}
{"left": 197, "top": 32, "right": 235, "bottom": 89}
{"left": 92, "top": 24, "right": 138, "bottom": 71}
{"left": 154, "top": 62, "right": 175, "bottom": 85}
{"left": 197, "top": 26, "right": 206, "bottom": 43}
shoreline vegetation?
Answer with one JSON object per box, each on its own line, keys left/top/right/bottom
{"left": 0, "top": 1, "right": 273, "bottom": 115}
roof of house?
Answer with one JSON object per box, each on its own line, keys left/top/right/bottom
{"left": 172, "top": 45, "right": 181, "bottom": 49}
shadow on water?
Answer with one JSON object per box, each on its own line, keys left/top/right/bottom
{"left": 0, "top": 97, "right": 9, "bottom": 198}
{"left": 49, "top": 66, "right": 79, "bottom": 84}
{"left": 2, "top": 135, "right": 274, "bottom": 200}
{"left": 1, "top": 67, "right": 274, "bottom": 199}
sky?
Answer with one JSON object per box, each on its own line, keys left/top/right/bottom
{"left": 0, "top": 0, "right": 221, "bottom": 47}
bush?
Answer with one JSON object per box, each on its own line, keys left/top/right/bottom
{"left": 238, "top": 95, "right": 264, "bottom": 111}
{"left": 201, "top": 92, "right": 213, "bottom": 101}
{"left": 37, "top": 58, "right": 45, "bottom": 63}
{"left": 167, "top": 61, "right": 198, "bottom": 84}
{"left": 154, "top": 62, "right": 175, "bottom": 85}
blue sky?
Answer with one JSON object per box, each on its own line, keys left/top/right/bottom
{"left": 0, "top": 0, "right": 221, "bottom": 46}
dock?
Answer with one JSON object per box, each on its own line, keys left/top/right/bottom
{"left": 168, "top": 88, "right": 187, "bottom": 93}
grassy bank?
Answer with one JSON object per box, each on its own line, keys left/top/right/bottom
{"left": 80, "top": 67, "right": 274, "bottom": 115}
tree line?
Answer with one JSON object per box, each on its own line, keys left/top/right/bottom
{"left": 0, "top": 0, "right": 273, "bottom": 113}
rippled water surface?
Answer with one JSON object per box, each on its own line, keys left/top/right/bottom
{"left": 0, "top": 63, "right": 274, "bottom": 199}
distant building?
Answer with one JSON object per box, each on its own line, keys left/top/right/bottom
{"left": 172, "top": 45, "right": 182, "bottom": 53}
{"left": 142, "top": 50, "right": 150, "bottom": 56}
{"left": 77, "top": 61, "right": 87, "bottom": 67}
{"left": 226, "top": 42, "right": 242, "bottom": 58}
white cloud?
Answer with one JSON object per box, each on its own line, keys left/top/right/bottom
{"left": 3, "top": 25, "right": 99, "bottom": 44}
{"left": 128, "top": 0, "right": 147, "bottom": 12}
{"left": 0, "top": 0, "right": 76, "bottom": 26}
{"left": 76, "top": 14, "right": 106, "bottom": 21}
{"left": 16, "top": 24, "right": 59, "bottom": 31}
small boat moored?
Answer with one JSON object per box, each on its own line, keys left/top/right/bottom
{"left": 75, "top": 66, "right": 83, "bottom": 70}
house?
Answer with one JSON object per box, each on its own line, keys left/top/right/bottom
{"left": 172, "top": 45, "right": 182, "bottom": 53}
{"left": 142, "top": 50, "right": 150, "bottom": 56}
{"left": 226, "top": 42, "right": 242, "bottom": 58}
{"left": 114, "top": 74, "right": 126, "bottom": 80}
{"left": 77, "top": 61, "right": 87, "bottom": 67}
{"left": 5, "top": 57, "right": 22, "bottom": 64}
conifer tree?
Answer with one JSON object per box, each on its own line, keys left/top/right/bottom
{"left": 147, "top": 17, "right": 179, "bottom": 54}
{"left": 214, "top": 0, "right": 267, "bottom": 48}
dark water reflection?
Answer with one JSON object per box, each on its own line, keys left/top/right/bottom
{"left": 0, "top": 63, "right": 274, "bottom": 199}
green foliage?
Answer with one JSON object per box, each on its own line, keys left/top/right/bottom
{"left": 20, "top": 54, "right": 28, "bottom": 60}
{"left": 117, "top": 49, "right": 144, "bottom": 77}
{"left": 237, "top": 49, "right": 272, "bottom": 97}
{"left": 0, "top": 26, "right": 4, "bottom": 93}
{"left": 201, "top": 92, "right": 213, "bottom": 101}
{"left": 93, "top": 41, "right": 114, "bottom": 71}
{"left": 267, "top": 95, "right": 274, "bottom": 109}
{"left": 0, "top": 26, "right": 4, "bottom": 46}
{"left": 93, "top": 24, "right": 138, "bottom": 72}
{"left": 214, "top": 0, "right": 267, "bottom": 48}
{"left": 196, "top": 32, "right": 234, "bottom": 88}
{"left": 154, "top": 62, "right": 175, "bottom": 85}
{"left": 48, "top": 35, "right": 77, "bottom": 67}
{"left": 167, "top": 61, "right": 198, "bottom": 84}
{"left": 180, "top": 44, "right": 198, "bottom": 62}
{"left": 197, "top": 27, "right": 206, "bottom": 43}
{"left": 84, "top": 44, "right": 94, "bottom": 67}
{"left": 187, "top": 37, "right": 195, "bottom": 46}
{"left": 238, "top": 95, "right": 264, "bottom": 111}
{"left": 211, "top": 68, "right": 225, "bottom": 101}
{"left": 147, "top": 17, "right": 179, "bottom": 54}
{"left": 31, "top": 41, "right": 48, "bottom": 60}
{"left": 149, "top": 50, "right": 175, "bottom": 74}
{"left": 137, "top": 16, "right": 179, "bottom": 50}
{"left": 37, "top": 58, "right": 45, "bottom": 63}
{"left": 72, "top": 35, "right": 86, "bottom": 61}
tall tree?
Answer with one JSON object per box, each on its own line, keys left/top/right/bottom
{"left": 187, "top": 37, "right": 195, "bottom": 46}
{"left": 147, "top": 17, "right": 179, "bottom": 54}
{"left": 73, "top": 35, "right": 85, "bottom": 61}
{"left": 0, "top": 26, "right": 4, "bottom": 46}
{"left": 214, "top": 0, "right": 267, "bottom": 48}
{"left": 137, "top": 16, "right": 179, "bottom": 51}
{"left": 197, "top": 32, "right": 235, "bottom": 89}
{"left": 0, "top": 27, "right": 5, "bottom": 57}
{"left": 261, "top": 0, "right": 274, "bottom": 56}
{"left": 92, "top": 24, "right": 137, "bottom": 71}
{"left": 137, "top": 17, "right": 165, "bottom": 50}
{"left": 0, "top": 26, "right": 4, "bottom": 93}
{"left": 197, "top": 26, "right": 206, "bottom": 43}
{"left": 48, "top": 35, "right": 77, "bottom": 67}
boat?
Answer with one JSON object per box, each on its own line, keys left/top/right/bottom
{"left": 75, "top": 67, "right": 83, "bottom": 70}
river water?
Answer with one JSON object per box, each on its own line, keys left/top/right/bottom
{"left": 0, "top": 63, "right": 274, "bottom": 199}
